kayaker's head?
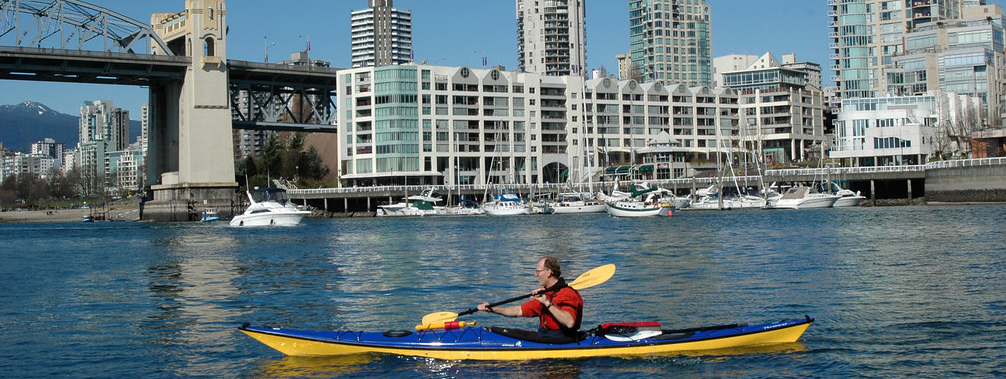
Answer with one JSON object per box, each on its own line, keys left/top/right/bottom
{"left": 534, "top": 256, "right": 561, "bottom": 287}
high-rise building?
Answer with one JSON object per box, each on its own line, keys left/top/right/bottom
{"left": 629, "top": 0, "right": 712, "bottom": 86}
{"left": 80, "top": 100, "right": 129, "bottom": 152}
{"left": 829, "top": 0, "right": 965, "bottom": 102}
{"left": 886, "top": 5, "right": 1006, "bottom": 126}
{"left": 77, "top": 101, "right": 133, "bottom": 193}
{"left": 351, "top": 0, "right": 413, "bottom": 68}
{"left": 516, "top": 0, "right": 587, "bottom": 76}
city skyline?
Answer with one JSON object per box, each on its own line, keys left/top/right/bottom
{"left": 1, "top": 0, "right": 1003, "bottom": 121}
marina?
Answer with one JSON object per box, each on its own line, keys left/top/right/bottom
{"left": 2, "top": 204, "right": 1004, "bottom": 377}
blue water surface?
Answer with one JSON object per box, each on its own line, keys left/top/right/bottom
{"left": 1, "top": 205, "right": 1004, "bottom": 378}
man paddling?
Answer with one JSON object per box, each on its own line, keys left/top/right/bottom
{"left": 477, "top": 256, "right": 583, "bottom": 338}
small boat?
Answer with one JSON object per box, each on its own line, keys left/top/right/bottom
{"left": 602, "top": 184, "right": 663, "bottom": 217}
{"left": 444, "top": 199, "right": 485, "bottom": 216}
{"left": 200, "top": 208, "right": 221, "bottom": 222}
{"left": 239, "top": 316, "right": 813, "bottom": 360}
{"left": 829, "top": 182, "right": 866, "bottom": 207}
{"left": 229, "top": 187, "right": 311, "bottom": 227}
{"left": 551, "top": 192, "right": 606, "bottom": 214}
{"left": 482, "top": 193, "right": 531, "bottom": 216}
{"left": 377, "top": 188, "right": 445, "bottom": 217}
{"left": 772, "top": 186, "right": 839, "bottom": 209}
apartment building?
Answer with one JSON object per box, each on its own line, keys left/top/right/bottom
{"left": 886, "top": 5, "right": 1006, "bottom": 126}
{"left": 351, "top": 0, "right": 413, "bottom": 68}
{"left": 829, "top": 0, "right": 966, "bottom": 101}
{"left": 516, "top": 0, "right": 587, "bottom": 76}
{"left": 337, "top": 63, "right": 740, "bottom": 187}
{"left": 831, "top": 92, "right": 982, "bottom": 166}
{"left": 629, "top": 0, "right": 712, "bottom": 86}
{"left": 720, "top": 53, "right": 828, "bottom": 165}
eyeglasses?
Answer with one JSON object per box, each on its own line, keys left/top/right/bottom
{"left": 535, "top": 268, "right": 548, "bottom": 275}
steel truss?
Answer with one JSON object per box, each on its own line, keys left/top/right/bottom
{"left": 0, "top": 0, "right": 171, "bottom": 54}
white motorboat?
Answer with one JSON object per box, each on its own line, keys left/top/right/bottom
{"left": 551, "top": 192, "right": 606, "bottom": 214}
{"left": 230, "top": 187, "right": 311, "bottom": 227}
{"left": 828, "top": 183, "right": 866, "bottom": 207}
{"left": 483, "top": 193, "right": 530, "bottom": 216}
{"left": 772, "top": 186, "right": 840, "bottom": 209}
{"left": 377, "top": 188, "right": 445, "bottom": 217}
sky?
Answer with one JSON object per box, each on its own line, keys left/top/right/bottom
{"left": 1, "top": 0, "right": 1003, "bottom": 120}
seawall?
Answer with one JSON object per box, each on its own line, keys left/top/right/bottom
{"left": 925, "top": 158, "right": 1006, "bottom": 203}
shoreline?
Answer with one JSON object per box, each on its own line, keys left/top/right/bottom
{"left": 0, "top": 205, "right": 141, "bottom": 224}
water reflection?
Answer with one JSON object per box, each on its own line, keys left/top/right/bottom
{"left": 246, "top": 355, "right": 376, "bottom": 378}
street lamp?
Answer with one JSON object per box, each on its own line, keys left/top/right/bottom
{"left": 264, "top": 36, "right": 275, "bottom": 63}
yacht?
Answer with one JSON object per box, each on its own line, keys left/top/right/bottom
{"left": 377, "top": 188, "right": 445, "bottom": 217}
{"left": 230, "top": 187, "right": 311, "bottom": 226}
{"left": 772, "top": 186, "right": 840, "bottom": 209}
{"left": 551, "top": 192, "right": 606, "bottom": 214}
{"left": 829, "top": 182, "right": 866, "bottom": 207}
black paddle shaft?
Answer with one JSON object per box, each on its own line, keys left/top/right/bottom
{"left": 459, "top": 283, "right": 566, "bottom": 318}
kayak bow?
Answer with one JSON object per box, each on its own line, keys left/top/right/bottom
{"left": 239, "top": 315, "right": 813, "bottom": 361}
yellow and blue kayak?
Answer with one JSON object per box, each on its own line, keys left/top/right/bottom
{"left": 239, "top": 316, "right": 813, "bottom": 361}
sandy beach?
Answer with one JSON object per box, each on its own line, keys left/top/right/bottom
{"left": 0, "top": 205, "right": 141, "bottom": 224}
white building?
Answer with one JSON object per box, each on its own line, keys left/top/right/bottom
{"left": 516, "top": 0, "right": 587, "bottom": 76}
{"left": 351, "top": 0, "right": 413, "bottom": 68}
{"left": 0, "top": 152, "right": 59, "bottom": 182}
{"left": 336, "top": 63, "right": 742, "bottom": 187}
{"left": 718, "top": 53, "right": 828, "bottom": 165}
{"left": 831, "top": 92, "right": 982, "bottom": 166}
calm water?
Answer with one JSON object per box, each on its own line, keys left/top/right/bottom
{"left": 2, "top": 205, "right": 1004, "bottom": 378}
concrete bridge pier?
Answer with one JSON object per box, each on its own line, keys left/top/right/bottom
{"left": 140, "top": 0, "right": 239, "bottom": 221}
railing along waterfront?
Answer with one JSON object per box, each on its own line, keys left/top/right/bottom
{"left": 925, "top": 157, "right": 1006, "bottom": 169}
{"left": 288, "top": 176, "right": 750, "bottom": 198}
{"left": 766, "top": 165, "right": 926, "bottom": 177}
{"left": 288, "top": 158, "right": 1006, "bottom": 199}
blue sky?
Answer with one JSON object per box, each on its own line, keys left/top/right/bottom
{"left": 2, "top": 0, "right": 1003, "bottom": 119}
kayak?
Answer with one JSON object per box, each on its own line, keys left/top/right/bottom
{"left": 239, "top": 315, "right": 813, "bottom": 360}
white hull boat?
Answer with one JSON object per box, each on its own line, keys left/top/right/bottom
{"left": 230, "top": 187, "right": 311, "bottom": 227}
{"left": 551, "top": 193, "right": 606, "bottom": 214}
{"left": 833, "top": 190, "right": 866, "bottom": 207}
{"left": 377, "top": 188, "right": 444, "bottom": 217}
{"left": 604, "top": 200, "right": 663, "bottom": 217}
{"left": 483, "top": 193, "right": 530, "bottom": 216}
{"left": 773, "top": 187, "right": 840, "bottom": 209}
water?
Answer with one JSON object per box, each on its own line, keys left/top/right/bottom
{"left": 2, "top": 205, "right": 1004, "bottom": 378}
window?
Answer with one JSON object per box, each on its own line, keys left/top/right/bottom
{"left": 204, "top": 37, "right": 215, "bottom": 56}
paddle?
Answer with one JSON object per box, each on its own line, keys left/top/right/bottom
{"left": 420, "top": 263, "right": 616, "bottom": 326}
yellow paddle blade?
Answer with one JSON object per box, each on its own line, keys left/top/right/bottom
{"left": 421, "top": 311, "right": 459, "bottom": 325}
{"left": 569, "top": 263, "right": 616, "bottom": 290}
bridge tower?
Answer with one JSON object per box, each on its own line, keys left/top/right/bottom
{"left": 144, "top": 0, "right": 238, "bottom": 221}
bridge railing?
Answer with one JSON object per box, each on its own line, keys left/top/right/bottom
{"left": 0, "top": 46, "right": 189, "bottom": 63}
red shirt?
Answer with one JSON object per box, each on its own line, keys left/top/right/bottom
{"left": 520, "top": 286, "right": 583, "bottom": 331}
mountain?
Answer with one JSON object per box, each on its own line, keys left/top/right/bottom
{"left": 0, "top": 102, "right": 142, "bottom": 152}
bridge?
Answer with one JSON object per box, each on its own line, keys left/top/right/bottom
{"left": 0, "top": 0, "right": 338, "bottom": 220}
